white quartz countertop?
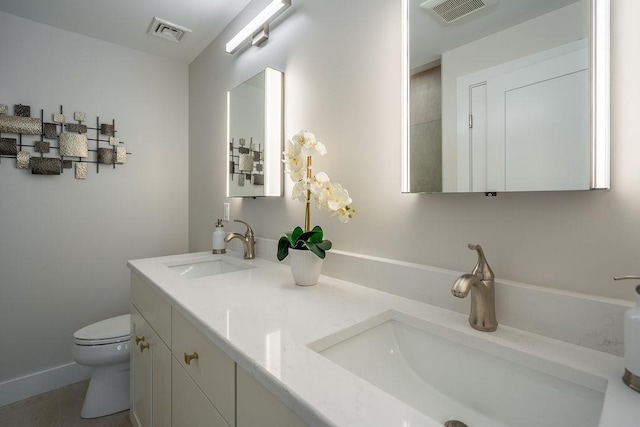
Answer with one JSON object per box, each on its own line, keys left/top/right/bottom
{"left": 128, "top": 251, "right": 640, "bottom": 426}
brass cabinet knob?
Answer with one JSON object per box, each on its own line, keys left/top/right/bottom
{"left": 135, "top": 336, "right": 145, "bottom": 345}
{"left": 184, "top": 352, "right": 199, "bottom": 365}
{"left": 139, "top": 342, "right": 150, "bottom": 352}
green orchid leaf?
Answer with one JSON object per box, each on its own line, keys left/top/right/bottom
{"left": 289, "top": 226, "right": 304, "bottom": 245}
{"left": 277, "top": 236, "right": 292, "bottom": 261}
{"left": 278, "top": 226, "right": 334, "bottom": 262}
{"left": 296, "top": 230, "right": 320, "bottom": 243}
{"left": 308, "top": 225, "right": 324, "bottom": 243}
{"left": 316, "top": 240, "right": 332, "bottom": 251}
{"left": 312, "top": 225, "right": 324, "bottom": 242}
{"left": 305, "top": 241, "right": 326, "bottom": 259}
{"left": 293, "top": 240, "right": 307, "bottom": 249}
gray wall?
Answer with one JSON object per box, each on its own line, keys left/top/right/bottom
{"left": 410, "top": 66, "right": 442, "bottom": 193}
{"left": 189, "top": 0, "right": 640, "bottom": 303}
{"left": 0, "top": 11, "right": 189, "bottom": 393}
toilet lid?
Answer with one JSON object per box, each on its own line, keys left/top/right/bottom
{"left": 74, "top": 314, "right": 131, "bottom": 345}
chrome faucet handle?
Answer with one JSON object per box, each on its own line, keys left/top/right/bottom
{"left": 468, "top": 243, "right": 494, "bottom": 282}
{"left": 233, "top": 219, "right": 254, "bottom": 238}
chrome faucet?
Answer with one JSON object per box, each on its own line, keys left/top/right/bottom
{"left": 451, "top": 244, "right": 498, "bottom": 332}
{"left": 224, "top": 220, "right": 255, "bottom": 259}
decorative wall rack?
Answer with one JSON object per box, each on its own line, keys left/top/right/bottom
{"left": 0, "top": 103, "right": 130, "bottom": 179}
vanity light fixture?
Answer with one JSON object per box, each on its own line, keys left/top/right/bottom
{"left": 225, "top": 0, "right": 291, "bottom": 54}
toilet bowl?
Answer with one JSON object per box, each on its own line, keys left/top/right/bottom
{"left": 72, "top": 314, "right": 131, "bottom": 419}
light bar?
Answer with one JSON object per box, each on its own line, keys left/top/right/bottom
{"left": 226, "top": 0, "right": 291, "bottom": 54}
{"left": 590, "top": 0, "right": 610, "bottom": 189}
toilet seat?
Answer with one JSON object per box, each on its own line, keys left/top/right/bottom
{"left": 74, "top": 314, "right": 131, "bottom": 346}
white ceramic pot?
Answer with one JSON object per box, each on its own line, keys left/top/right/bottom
{"left": 288, "top": 248, "right": 323, "bottom": 286}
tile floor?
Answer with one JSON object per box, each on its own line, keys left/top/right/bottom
{"left": 0, "top": 380, "right": 132, "bottom": 426}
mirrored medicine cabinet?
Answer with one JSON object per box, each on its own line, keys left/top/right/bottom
{"left": 402, "top": 0, "right": 610, "bottom": 193}
{"left": 227, "top": 67, "right": 284, "bottom": 198}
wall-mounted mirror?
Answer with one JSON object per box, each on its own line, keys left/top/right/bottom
{"left": 227, "top": 67, "right": 283, "bottom": 197}
{"left": 402, "top": 0, "right": 609, "bottom": 193}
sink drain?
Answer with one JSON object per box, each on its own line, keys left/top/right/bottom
{"left": 444, "top": 421, "right": 469, "bottom": 427}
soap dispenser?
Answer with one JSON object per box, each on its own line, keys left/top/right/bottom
{"left": 212, "top": 219, "right": 226, "bottom": 254}
{"left": 614, "top": 275, "right": 640, "bottom": 393}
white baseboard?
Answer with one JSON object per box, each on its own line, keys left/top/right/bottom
{"left": 0, "top": 362, "right": 93, "bottom": 407}
{"left": 256, "top": 237, "right": 632, "bottom": 357}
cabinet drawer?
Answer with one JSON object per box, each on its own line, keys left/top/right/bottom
{"left": 131, "top": 272, "right": 171, "bottom": 347}
{"left": 172, "top": 357, "right": 229, "bottom": 427}
{"left": 172, "top": 309, "right": 235, "bottom": 426}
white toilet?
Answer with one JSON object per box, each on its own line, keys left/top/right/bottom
{"left": 72, "top": 314, "right": 131, "bottom": 418}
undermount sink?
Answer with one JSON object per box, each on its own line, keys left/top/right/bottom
{"left": 163, "top": 255, "right": 253, "bottom": 279}
{"left": 309, "top": 310, "right": 606, "bottom": 427}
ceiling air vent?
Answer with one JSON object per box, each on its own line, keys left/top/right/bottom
{"left": 420, "top": 0, "right": 497, "bottom": 24}
{"left": 147, "top": 17, "right": 192, "bottom": 43}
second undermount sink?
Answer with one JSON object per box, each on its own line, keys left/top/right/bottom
{"left": 309, "top": 310, "right": 606, "bottom": 427}
{"left": 163, "top": 255, "right": 254, "bottom": 279}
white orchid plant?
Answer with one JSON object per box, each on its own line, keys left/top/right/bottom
{"left": 277, "top": 130, "right": 355, "bottom": 261}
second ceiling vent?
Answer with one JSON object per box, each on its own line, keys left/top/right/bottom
{"left": 420, "top": 0, "right": 497, "bottom": 24}
{"left": 147, "top": 17, "right": 192, "bottom": 43}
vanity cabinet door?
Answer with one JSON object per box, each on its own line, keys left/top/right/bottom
{"left": 130, "top": 305, "right": 171, "bottom": 427}
{"left": 236, "top": 367, "right": 307, "bottom": 427}
{"left": 172, "top": 308, "right": 235, "bottom": 426}
{"left": 172, "top": 357, "right": 229, "bottom": 427}
{"left": 131, "top": 271, "right": 172, "bottom": 347}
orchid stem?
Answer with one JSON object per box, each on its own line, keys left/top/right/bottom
{"left": 305, "top": 155, "right": 312, "bottom": 232}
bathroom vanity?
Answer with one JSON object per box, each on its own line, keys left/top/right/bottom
{"left": 128, "top": 251, "right": 640, "bottom": 427}
{"left": 129, "top": 253, "right": 304, "bottom": 427}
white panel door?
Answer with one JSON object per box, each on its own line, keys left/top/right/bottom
{"left": 487, "top": 47, "right": 589, "bottom": 191}
{"left": 456, "top": 40, "right": 589, "bottom": 192}
{"left": 503, "top": 70, "right": 589, "bottom": 191}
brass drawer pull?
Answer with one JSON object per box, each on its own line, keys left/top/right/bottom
{"left": 184, "top": 352, "right": 199, "bottom": 365}
{"left": 135, "top": 336, "right": 145, "bottom": 345}
{"left": 139, "top": 342, "right": 150, "bottom": 352}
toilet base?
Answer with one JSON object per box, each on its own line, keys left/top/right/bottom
{"left": 81, "top": 361, "right": 130, "bottom": 418}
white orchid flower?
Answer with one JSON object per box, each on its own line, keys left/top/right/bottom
{"left": 309, "top": 172, "right": 330, "bottom": 209}
{"left": 336, "top": 205, "right": 355, "bottom": 223}
{"left": 292, "top": 130, "right": 327, "bottom": 157}
{"left": 291, "top": 180, "right": 308, "bottom": 203}
{"left": 282, "top": 130, "right": 355, "bottom": 232}
{"left": 283, "top": 140, "right": 305, "bottom": 181}
{"left": 326, "top": 183, "right": 351, "bottom": 212}
{"left": 283, "top": 139, "right": 301, "bottom": 158}
{"left": 292, "top": 130, "right": 313, "bottom": 146}
{"left": 286, "top": 161, "right": 305, "bottom": 182}
{"left": 311, "top": 140, "right": 327, "bottom": 156}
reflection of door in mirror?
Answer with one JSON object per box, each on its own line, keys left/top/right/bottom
{"left": 404, "top": 0, "right": 609, "bottom": 194}
{"left": 456, "top": 41, "right": 590, "bottom": 192}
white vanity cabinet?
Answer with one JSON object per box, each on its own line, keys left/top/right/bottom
{"left": 171, "top": 309, "right": 235, "bottom": 427}
{"left": 236, "top": 367, "right": 307, "bottom": 427}
{"left": 130, "top": 273, "right": 172, "bottom": 427}
{"left": 172, "top": 358, "right": 229, "bottom": 427}
{"left": 129, "top": 269, "right": 308, "bottom": 427}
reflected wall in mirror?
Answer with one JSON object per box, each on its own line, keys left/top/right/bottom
{"left": 402, "top": 0, "right": 609, "bottom": 193}
{"left": 227, "top": 67, "right": 284, "bottom": 197}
